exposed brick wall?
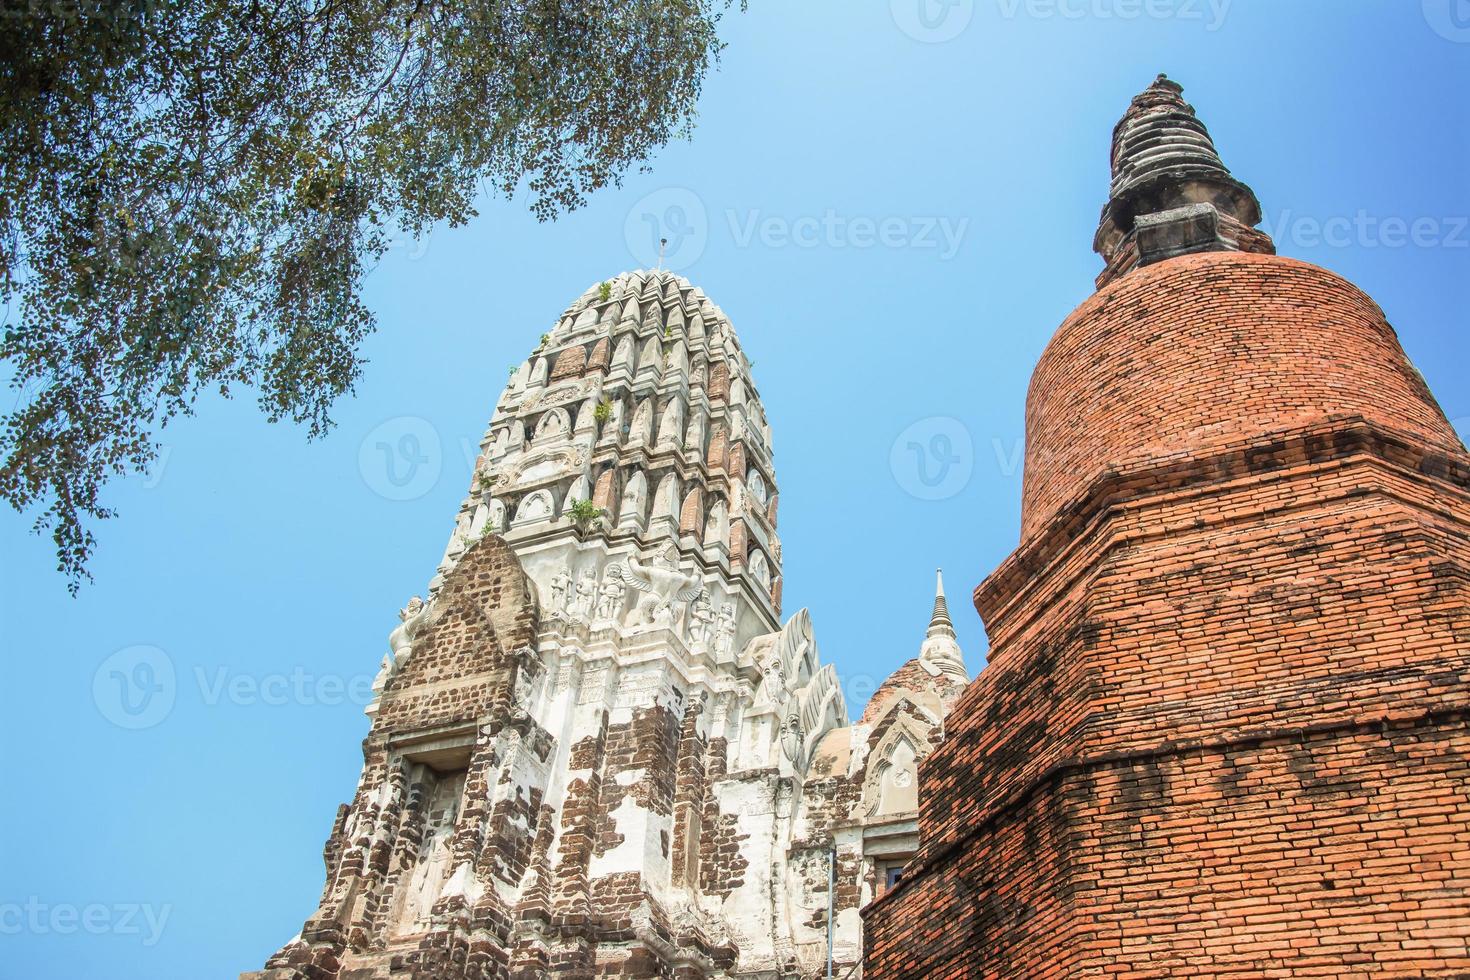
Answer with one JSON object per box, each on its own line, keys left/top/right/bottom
{"left": 868, "top": 715, "right": 1470, "bottom": 979}
{"left": 706, "top": 424, "right": 727, "bottom": 472}
{"left": 552, "top": 713, "right": 610, "bottom": 924}
{"left": 592, "top": 468, "right": 616, "bottom": 511}
{"left": 586, "top": 338, "right": 610, "bottom": 373}
{"left": 671, "top": 699, "right": 709, "bottom": 888}
{"left": 678, "top": 489, "right": 703, "bottom": 535}
{"left": 1022, "top": 252, "right": 1462, "bottom": 541}
{"left": 728, "top": 522, "right": 746, "bottom": 570}
{"left": 727, "top": 443, "right": 747, "bottom": 484}
{"left": 864, "top": 250, "right": 1470, "bottom": 979}
{"left": 708, "top": 361, "right": 730, "bottom": 403}
{"left": 859, "top": 659, "right": 966, "bottom": 727}
{"left": 551, "top": 344, "right": 588, "bottom": 380}
{"left": 697, "top": 739, "right": 750, "bottom": 901}
{"left": 375, "top": 535, "right": 539, "bottom": 732}
{"left": 478, "top": 767, "right": 547, "bottom": 887}
{"left": 593, "top": 704, "right": 680, "bottom": 856}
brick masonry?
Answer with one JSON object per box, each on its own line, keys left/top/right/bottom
{"left": 862, "top": 202, "right": 1470, "bottom": 978}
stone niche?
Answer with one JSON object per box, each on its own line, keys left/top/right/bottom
{"left": 389, "top": 765, "right": 467, "bottom": 938}
{"left": 376, "top": 726, "right": 481, "bottom": 942}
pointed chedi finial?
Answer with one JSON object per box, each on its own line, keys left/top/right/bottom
{"left": 920, "top": 567, "right": 967, "bottom": 682}
{"left": 1093, "top": 73, "right": 1275, "bottom": 289}
{"left": 927, "top": 568, "right": 955, "bottom": 639}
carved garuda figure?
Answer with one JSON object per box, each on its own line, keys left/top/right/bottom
{"left": 371, "top": 596, "right": 429, "bottom": 697}
{"left": 608, "top": 545, "right": 705, "bottom": 627}
{"left": 388, "top": 596, "right": 429, "bottom": 663}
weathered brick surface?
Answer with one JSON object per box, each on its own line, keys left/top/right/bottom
{"left": 670, "top": 699, "right": 709, "bottom": 888}
{"left": 253, "top": 536, "right": 546, "bottom": 980}
{"left": 586, "top": 338, "right": 610, "bottom": 373}
{"left": 705, "top": 423, "right": 727, "bottom": 471}
{"left": 867, "top": 715, "right": 1470, "bottom": 979}
{"left": 551, "top": 344, "right": 588, "bottom": 380}
{"left": 858, "top": 657, "right": 965, "bottom": 726}
{"left": 707, "top": 361, "right": 730, "bottom": 403}
{"left": 1022, "top": 251, "right": 1463, "bottom": 541}
{"left": 726, "top": 444, "right": 746, "bottom": 485}
{"left": 373, "top": 537, "right": 539, "bottom": 732}
{"left": 863, "top": 250, "right": 1470, "bottom": 978}
{"left": 697, "top": 739, "right": 750, "bottom": 902}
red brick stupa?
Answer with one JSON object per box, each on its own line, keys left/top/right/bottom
{"left": 862, "top": 75, "right": 1470, "bottom": 979}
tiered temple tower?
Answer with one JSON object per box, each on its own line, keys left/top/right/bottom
{"left": 796, "top": 570, "right": 970, "bottom": 970}
{"left": 246, "top": 271, "right": 963, "bottom": 979}
{"left": 862, "top": 75, "right": 1470, "bottom": 978}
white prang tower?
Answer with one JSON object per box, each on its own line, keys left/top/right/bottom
{"left": 247, "top": 270, "right": 860, "bottom": 979}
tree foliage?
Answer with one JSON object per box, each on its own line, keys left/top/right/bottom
{"left": 0, "top": 0, "right": 738, "bottom": 590}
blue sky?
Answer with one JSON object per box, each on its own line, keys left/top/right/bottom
{"left": 2, "top": 2, "right": 1466, "bottom": 976}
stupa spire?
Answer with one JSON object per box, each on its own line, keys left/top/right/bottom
{"left": 1093, "top": 74, "right": 1274, "bottom": 288}
{"left": 919, "top": 568, "right": 966, "bottom": 682}
{"left": 927, "top": 568, "right": 955, "bottom": 639}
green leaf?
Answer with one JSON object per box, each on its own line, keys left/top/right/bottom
{"left": 0, "top": 0, "right": 742, "bottom": 594}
